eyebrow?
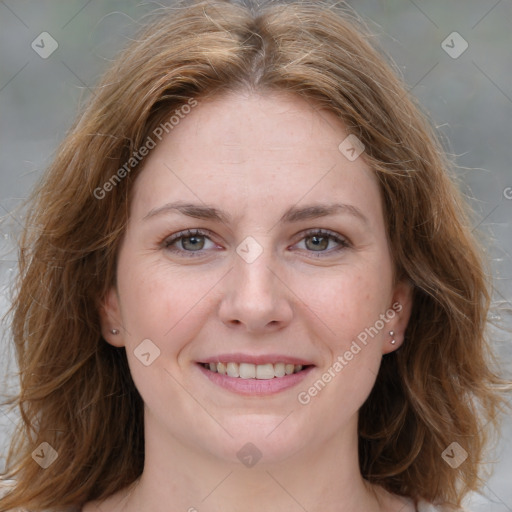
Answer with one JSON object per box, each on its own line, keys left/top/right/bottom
{"left": 280, "top": 203, "right": 368, "bottom": 225}
{"left": 143, "top": 201, "right": 230, "bottom": 223}
{"left": 142, "top": 200, "right": 368, "bottom": 225}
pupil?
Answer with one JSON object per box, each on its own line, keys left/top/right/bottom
{"left": 307, "top": 235, "right": 328, "bottom": 251}
{"left": 183, "top": 236, "right": 204, "bottom": 251}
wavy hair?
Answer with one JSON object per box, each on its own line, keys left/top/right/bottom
{"left": 1, "top": 0, "right": 510, "bottom": 510}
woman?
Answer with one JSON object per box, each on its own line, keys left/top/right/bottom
{"left": 0, "top": 1, "right": 510, "bottom": 511}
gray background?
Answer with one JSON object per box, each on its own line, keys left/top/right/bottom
{"left": 0, "top": 0, "right": 510, "bottom": 510}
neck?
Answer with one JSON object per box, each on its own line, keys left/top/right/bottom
{"left": 119, "top": 413, "right": 391, "bottom": 512}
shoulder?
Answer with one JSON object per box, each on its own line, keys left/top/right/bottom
{"left": 417, "top": 500, "right": 472, "bottom": 512}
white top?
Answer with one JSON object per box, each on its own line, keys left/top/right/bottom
{"left": 417, "top": 500, "right": 469, "bottom": 511}
{"left": 418, "top": 503, "right": 438, "bottom": 511}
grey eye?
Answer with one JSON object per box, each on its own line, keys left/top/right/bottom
{"left": 180, "top": 235, "right": 205, "bottom": 251}
{"left": 305, "top": 235, "right": 329, "bottom": 251}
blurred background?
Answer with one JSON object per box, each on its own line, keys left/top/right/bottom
{"left": 0, "top": 0, "right": 510, "bottom": 510}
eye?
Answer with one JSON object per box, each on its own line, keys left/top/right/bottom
{"left": 292, "top": 229, "right": 350, "bottom": 255}
{"left": 162, "top": 229, "right": 219, "bottom": 255}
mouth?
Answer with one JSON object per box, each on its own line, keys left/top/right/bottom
{"left": 196, "top": 358, "right": 315, "bottom": 396}
{"left": 198, "top": 361, "right": 313, "bottom": 379}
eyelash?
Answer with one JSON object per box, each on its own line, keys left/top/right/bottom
{"left": 292, "top": 229, "right": 351, "bottom": 256}
{"left": 161, "top": 228, "right": 350, "bottom": 258}
{"left": 162, "top": 229, "right": 219, "bottom": 258}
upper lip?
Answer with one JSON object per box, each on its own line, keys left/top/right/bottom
{"left": 198, "top": 353, "right": 315, "bottom": 366}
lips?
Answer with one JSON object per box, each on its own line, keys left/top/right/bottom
{"left": 197, "top": 353, "right": 315, "bottom": 382}
{"left": 197, "top": 361, "right": 315, "bottom": 395}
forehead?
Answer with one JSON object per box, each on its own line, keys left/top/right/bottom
{"left": 130, "top": 90, "right": 383, "bottom": 228}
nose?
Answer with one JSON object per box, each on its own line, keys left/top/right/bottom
{"left": 218, "top": 249, "right": 294, "bottom": 334}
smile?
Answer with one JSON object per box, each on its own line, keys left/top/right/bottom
{"left": 200, "top": 361, "right": 308, "bottom": 379}
{"left": 197, "top": 360, "right": 314, "bottom": 396}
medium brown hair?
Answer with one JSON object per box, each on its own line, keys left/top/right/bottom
{"left": 1, "top": 0, "right": 510, "bottom": 510}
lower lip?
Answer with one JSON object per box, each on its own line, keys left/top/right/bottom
{"left": 196, "top": 363, "right": 314, "bottom": 396}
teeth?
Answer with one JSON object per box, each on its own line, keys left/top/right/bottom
{"left": 203, "top": 362, "right": 307, "bottom": 378}
{"left": 226, "top": 362, "right": 240, "bottom": 378}
{"left": 239, "top": 363, "right": 256, "bottom": 379}
{"left": 256, "top": 363, "right": 274, "bottom": 380}
{"left": 274, "top": 362, "right": 285, "bottom": 377}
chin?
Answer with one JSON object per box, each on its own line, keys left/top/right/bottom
{"left": 208, "top": 415, "right": 308, "bottom": 466}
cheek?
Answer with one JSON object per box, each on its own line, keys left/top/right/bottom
{"left": 117, "top": 255, "right": 220, "bottom": 349}
{"left": 303, "top": 264, "right": 392, "bottom": 342}
{"left": 116, "top": 259, "right": 218, "bottom": 402}
{"left": 295, "top": 270, "right": 390, "bottom": 419}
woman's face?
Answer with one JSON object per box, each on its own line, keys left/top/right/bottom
{"left": 101, "top": 90, "right": 411, "bottom": 465}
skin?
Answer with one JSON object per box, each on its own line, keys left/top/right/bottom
{"left": 86, "top": 90, "right": 414, "bottom": 512}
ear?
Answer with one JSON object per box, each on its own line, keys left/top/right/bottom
{"left": 98, "top": 286, "right": 125, "bottom": 348}
{"left": 382, "top": 279, "right": 414, "bottom": 355}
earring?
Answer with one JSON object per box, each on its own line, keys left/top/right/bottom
{"left": 111, "top": 328, "right": 120, "bottom": 335}
{"left": 389, "top": 331, "right": 396, "bottom": 345}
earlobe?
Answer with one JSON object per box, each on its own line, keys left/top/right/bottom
{"left": 383, "top": 280, "right": 414, "bottom": 354}
{"left": 98, "top": 286, "right": 125, "bottom": 348}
